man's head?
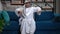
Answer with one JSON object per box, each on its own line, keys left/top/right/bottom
{"left": 24, "top": 0, "right": 31, "bottom": 8}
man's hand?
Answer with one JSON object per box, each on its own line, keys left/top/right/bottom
{"left": 18, "top": 11, "right": 22, "bottom": 16}
{"left": 37, "top": 7, "right": 42, "bottom": 15}
{"left": 37, "top": 11, "right": 41, "bottom": 15}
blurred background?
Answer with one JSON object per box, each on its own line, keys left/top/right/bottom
{"left": 0, "top": 0, "right": 60, "bottom": 34}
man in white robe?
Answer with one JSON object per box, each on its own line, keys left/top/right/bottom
{"left": 21, "top": 0, "right": 42, "bottom": 34}
{"left": 15, "top": 0, "right": 42, "bottom": 34}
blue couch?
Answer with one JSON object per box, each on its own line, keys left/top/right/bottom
{"left": 2, "top": 11, "right": 60, "bottom": 34}
{"left": 34, "top": 11, "right": 60, "bottom": 34}
{"left": 2, "top": 11, "right": 19, "bottom": 34}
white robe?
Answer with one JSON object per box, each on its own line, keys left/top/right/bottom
{"left": 21, "top": 7, "right": 41, "bottom": 34}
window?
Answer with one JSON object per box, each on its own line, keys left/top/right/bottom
{"left": 11, "top": 0, "right": 24, "bottom": 5}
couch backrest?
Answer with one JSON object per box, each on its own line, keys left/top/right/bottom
{"left": 7, "top": 11, "right": 19, "bottom": 21}
{"left": 7, "top": 11, "right": 54, "bottom": 21}
{"left": 34, "top": 11, "right": 54, "bottom": 21}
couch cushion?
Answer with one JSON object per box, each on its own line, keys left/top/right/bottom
{"left": 36, "top": 21, "right": 60, "bottom": 31}
{"left": 34, "top": 11, "right": 54, "bottom": 21}
{"left": 2, "top": 31, "right": 18, "bottom": 34}
{"left": 3, "top": 21, "right": 19, "bottom": 31}
{"left": 35, "top": 31, "right": 60, "bottom": 34}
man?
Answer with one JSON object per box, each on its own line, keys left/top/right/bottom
{"left": 15, "top": 0, "right": 41, "bottom": 34}
{"left": 21, "top": 0, "right": 42, "bottom": 34}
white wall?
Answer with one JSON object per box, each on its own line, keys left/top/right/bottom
{"left": 5, "top": 1, "right": 23, "bottom": 11}
{"left": 0, "top": 1, "right": 3, "bottom": 11}
{"left": 56, "top": 0, "right": 60, "bottom": 14}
